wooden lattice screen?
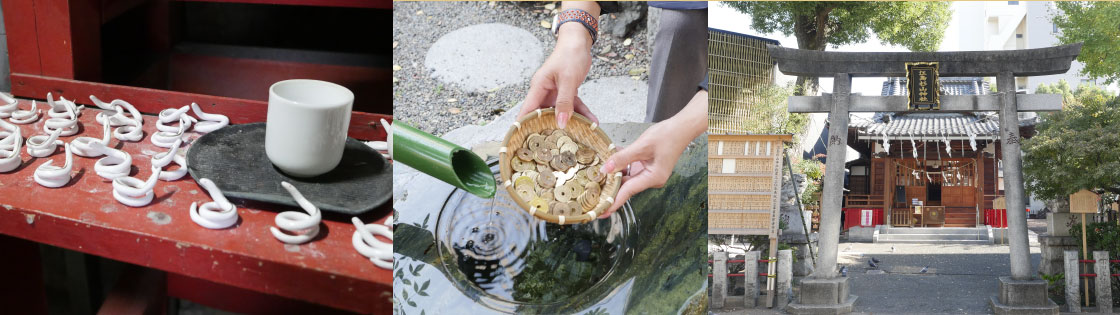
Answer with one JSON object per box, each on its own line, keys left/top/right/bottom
{"left": 708, "top": 134, "right": 790, "bottom": 236}
{"left": 707, "top": 29, "right": 777, "bottom": 134}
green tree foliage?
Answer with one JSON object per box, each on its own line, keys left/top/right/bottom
{"left": 741, "top": 84, "right": 810, "bottom": 144}
{"left": 725, "top": 1, "right": 951, "bottom": 95}
{"left": 1024, "top": 80, "right": 1120, "bottom": 199}
{"left": 1053, "top": 2, "right": 1120, "bottom": 85}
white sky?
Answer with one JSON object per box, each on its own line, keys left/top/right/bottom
{"left": 708, "top": 1, "right": 960, "bottom": 96}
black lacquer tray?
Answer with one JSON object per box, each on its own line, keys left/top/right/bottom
{"left": 186, "top": 123, "right": 391, "bottom": 215}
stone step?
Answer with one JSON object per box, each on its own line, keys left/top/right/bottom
{"left": 883, "top": 227, "right": 986, "bottom": 235}
{"left": 877, "top": 233, "right": 987, "bottom": 241}
{"left": 876, "top": 239, "right": 993, "bottom": 245}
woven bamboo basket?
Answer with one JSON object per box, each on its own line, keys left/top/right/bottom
{"left": 499, "top": 109, "right": 621, "bottom": 225}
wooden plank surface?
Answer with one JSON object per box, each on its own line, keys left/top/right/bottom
{"left": 0, "top": 99, "right": 392, "bottom": 313}
{"left": 9, "top": 74, "right": 392, "bottom": 141}
{"left": 174, "top": 0, "right": 391, "bottom": 9}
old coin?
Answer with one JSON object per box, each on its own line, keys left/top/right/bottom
{"left": 538, "top": 169, "right": 557, "bottom": 188}
{"left": 533, "top": 147, "right": 553, "bottom": 164}
{"left": 526, "top": 134, "right": 545, "bottom": 151}
{"left": 552, "top": 202, "right": 575, "bottom": 216}
{"left": 576, "top": 146, "right": 595, "bottom": 164}
{"left": 528, "top": 198, "right": 549, "bottom": 214}
{"left": 516, "top": 147, "right": 534, "bottom": 161}
{"left": 512, "top": 157, "right": 535, "bottom": 172}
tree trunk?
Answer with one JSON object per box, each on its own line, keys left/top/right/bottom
{"left": 790, "top": 7, "right": 833, "bottom": 96}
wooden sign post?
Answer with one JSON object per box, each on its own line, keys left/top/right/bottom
{"left": 1070, "top": 189, "right": 1100, "bottom": 307}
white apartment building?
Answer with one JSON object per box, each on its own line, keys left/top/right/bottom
{"left": 948, "top": 1, "right": 1117, "bottom": 93}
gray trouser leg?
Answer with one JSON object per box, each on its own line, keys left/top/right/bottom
{"left": 645, "top": 8, "right": 707, "bottom": 123}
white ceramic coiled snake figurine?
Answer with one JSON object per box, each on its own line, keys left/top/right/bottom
{"left": 351, "top": 217, "right": 393, "bottom": 269}
{"left": 9, "top": 100, "right": 40, "bottom": 124}
{"left": 0, "top": 93, "right": 19, "bottom": 118}
{"left": 33, "top": 143, "right": 73, "bottom": 188}
{"left": 90, "top": 95, "right": 131, "bottom": 127}
{"left": 0, "top": 119, "right": 22, "bottom": 173}
{"left": 151, "top": 139, "right": 188, "bottom": 181}
{"left": 156, "top": 106, "right": 196, "bottom": 133}
{"left": 112, "top": 166, "right": 161, "bottom": 207}
{"left": 189, "top": 178, "right": 239, "bottom": 229}
{"left": 89, "top": 141, "right": 132, "bottom": 180}
{"left": 43, "top": 97, "right": 80, "bottom": 137}
{"left": 25, "top": 128, "right": 63, "bottom": 158}
{"left": 190, "top": 103, "right": 229, "bottom": 133}
{"left": 270, "top": 182, "right": 322, "bottom": 244}
{"left": 151, "top": 116, "right": 189, "bottom": 148}
{"left": 71, "top": 120, "right": 112, "bottom": 157}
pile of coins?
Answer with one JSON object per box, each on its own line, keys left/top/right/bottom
{"left": 509, "top": 129, "right": 607, "bottom": 217}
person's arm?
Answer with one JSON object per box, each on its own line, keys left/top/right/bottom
{"left": 598, "top": 89, "right": 708, "bottom": 218}
{"left": 517, "top": 1, "right": 601, "bottom": 128}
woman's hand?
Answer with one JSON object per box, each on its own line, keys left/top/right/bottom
{"left": 518, "top": 2, "right": 600, "bottom": 128}
{"left": 598, "top": 91, "right": 708, "bottom": 218}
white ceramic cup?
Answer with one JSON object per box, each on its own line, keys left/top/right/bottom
{"left": 266, "top": 79, "right": 354, "bottom": 177}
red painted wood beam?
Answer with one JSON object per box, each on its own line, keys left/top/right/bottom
{"left": 167, "top": 274, "right": 361, "bottom": 314}
{"left": 174, "top": 0, "right": 391, "bottom": 9}
{"left": 9, "top": 74, "right": 392, "bottom": 140}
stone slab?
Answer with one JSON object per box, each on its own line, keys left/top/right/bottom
{"left": 796, "top": 277, "right": 850, "bottom": 305}
{"left": 846, "top": 226, "right": 874, "bottom": 243}
{"left": 768, "top": 43, "right": 1081, "bottom": 77}
{"left": 996, "top": 276, "right": 1052, "bottom": 307}
{"left": 989, "top": 296, "right": 1058, "bottom": 315}
{"left": 786, "top": 295, "right": 858, "bottom": 315}
{"left": 425, "top": 23, "right": 542, "bottom": 92}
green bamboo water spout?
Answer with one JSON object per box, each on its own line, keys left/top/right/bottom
{"left": 392, "top": 121, "right": 495, "bottom": 198}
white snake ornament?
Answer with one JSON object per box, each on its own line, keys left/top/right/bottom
{"left": 112, "top": 166, "right": 161, "bottom": 207}
{"left": 71, "top": 121, "right": 112, "bottom": 157}
{"left": 9, "top": 100, "right": 41, "bottom": 124}
{"left": 46, "top": 93, "right": 84, "bottom": 119}
{"left": 157, "top": 106, "right": 196, "bottom": 133}
{"left": 89, "top": 141, "right": 132, "bottom": 180}
{"left": 151, "top": 116, "right": 189, "bottom": 148}
{"left": 190, "top": 178, "right": 239, "bottom": 229}
{"left": 0, "top": 93, "right": 18, "bottom": 118}
{"left": 43, "top": 104, "right": 80, "bottom": 137}
{"left": 0, "top": 118, "right": 21, "bottom": 151}
{"left": 25, "top": 128, "right": 63, "bottom": 158}
{"left": 351, "top": 217, "right": 393, "bottom": 269}
{"left": 190, "top": 103, "right": 229, "bottom": 133}
{"left": 33, "top": 143, "right": 73, "bottom": 188}
{"left": 0, "top": 120, "right": 22, "bottom": 173}
{"left": 152, "top": 139, "right": 188, "bottom": 181}
{"left": 113, "top": 118, "right": 143, "bottom": 142}
{"left": 270, "top": 182, "right": 322, "bottom": 244}
{"left": 90, "top": 95, "right": 131, "bottom": 127}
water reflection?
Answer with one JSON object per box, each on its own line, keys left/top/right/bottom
{"left": 393, "top": 130, "right": 708, "bottom": 315}
{"left": 436, "top": 162, "right": 637, "bottom": 310}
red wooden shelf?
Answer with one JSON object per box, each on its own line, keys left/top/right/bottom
{"left": 0, "top": 99, "right": 392, "bottom": 313}
{"left": 175, "top": 0, "right": 391, "bottom": 9}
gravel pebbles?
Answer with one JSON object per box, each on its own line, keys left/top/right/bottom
{"left": 393, "top": 1, "right": 651, "bottom": 136}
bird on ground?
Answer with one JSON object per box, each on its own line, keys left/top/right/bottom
{"left": 844, "top": 244, "right": 852, "bottom": 251}
{"left": 868, "top": 260, "right": 878, "bottom": 269}
{"left": 841, "top": 266, "right": 848, "bottom": 277}
{"left": 920, "top": 265, "right": 929, "bottom": 274}
{"left": 890, "top": 245, "right": 896, "bottom": 253}
{"left": 871, "top": 257, "right": 881, "bottom": 264}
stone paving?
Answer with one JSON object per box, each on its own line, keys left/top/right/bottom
{"left": 713, "top": 220, "right": 1054, "bottom": 314}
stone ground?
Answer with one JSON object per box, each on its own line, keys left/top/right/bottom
{"left": 713, "top": 219, "right": 1063, "bottom": 314}
{"left": 392, "top": 1, "right": 651, "bottom": 136}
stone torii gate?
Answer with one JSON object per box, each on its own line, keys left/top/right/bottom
{"left": 768, "top": 43, "right": 1081, "bottom": 314}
